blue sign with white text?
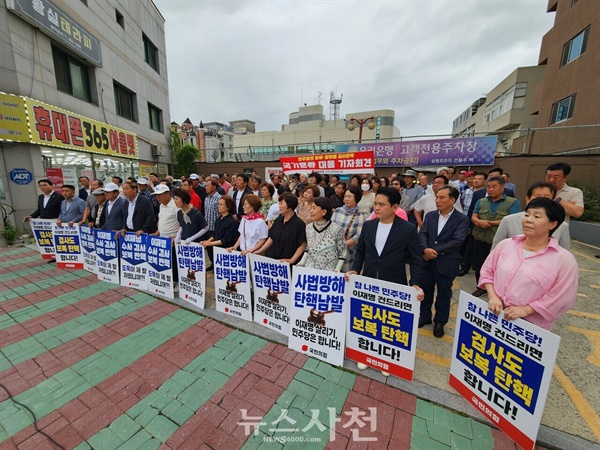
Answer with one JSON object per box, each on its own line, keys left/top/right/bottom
{"left": 10, "top": 168, "right": 33, "bottom": 185}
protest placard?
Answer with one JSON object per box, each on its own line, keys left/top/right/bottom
{"left": 146, "top": 235, "right": 174, "bottom": 299}
{"left": 449, "top": 292, "right": 560, "bottom": 450}
{"left": 79, "top": 224, "right": 96, "bottom": 273}
{"left": 249, "top": 254, "right": 291, "bottom": 336}
{"left": 345, "top": 274, "right": 419, "bottom": 380}
{"left": 175, "top": 243, "right": 206, "bottom": 309}
{"left": 52, "top": 223, "right": 84, "bottom": 269}
{"left": 120, "top": 232, "right": 148, "bottom": 290}
{"left": 289, "top": 266, "right": 348, "bottom": 367}
{"left": 30, "top": 219, "right": 55, "bottom": 259}
{"left": 213, "top": 247, "right": 252, "bottom": 321}
{"left": 95, "top": 230, "right": 119, "bottom": 284}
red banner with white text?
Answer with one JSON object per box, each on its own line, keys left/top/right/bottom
{"left": 279, "top": 151, "right": 374, "bottom": 175}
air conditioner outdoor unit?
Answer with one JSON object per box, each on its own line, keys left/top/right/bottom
{"left": 151, "top": 145, "right": 162, "bottom": 157}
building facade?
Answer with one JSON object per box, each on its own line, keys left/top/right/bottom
{"left": 532, "top": 0, "right": 599, "bottom": 127}
{"left": 232, "top": 104, "right": 400, "bottom": 162}
{"left": 452, "top": 66, "right": 545, "bottom": 154}
{"left": 0, "top": 0, "right": 171, "bottom": 227}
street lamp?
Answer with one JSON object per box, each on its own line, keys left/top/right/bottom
{"left": 347, "top": 116, "right": 375, "bottom": 143}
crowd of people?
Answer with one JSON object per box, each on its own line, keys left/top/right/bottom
{"left": 26, "top": 162, "right": 582, "bottom": 348}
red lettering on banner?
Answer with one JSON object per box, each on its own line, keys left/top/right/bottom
{"left": 33, "top": 106, "right": 53, "bottom": 141}
{"left": 127, "top": 134, "right": 135, "bottom": 155}
{"left": 118, "top": 132, "right": 127, "bottom": 154}
{"left": 109, "top": 129, "right": 118, "bottom": 150}
{"left": 52, "top": 111, "right": 70, "bottom": 144}
{"left": 69, "top": 116, "right": 84, "bottom": 146}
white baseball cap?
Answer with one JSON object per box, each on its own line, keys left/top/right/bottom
{"left": 137, "top": 178, "right": 149, "bottom": 185}
{"left": 102, "top": 182, "right": 120, "bottom": 192}
{"left": 152, "top": 184, "right": 171, "bottom": 195}
{"left": 189, "top": 173, "right": 200, "bottom": 180}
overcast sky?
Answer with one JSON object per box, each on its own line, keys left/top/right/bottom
{"left": 153, "top": 0, "right": 554, "bottom": 137}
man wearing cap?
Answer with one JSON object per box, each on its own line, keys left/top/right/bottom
{"left": 152, "top": 184, "right": 180, "bottom": 239}
{"left": 189, "top": 173, "right": 207, "bottom": 203}
{"left": 90, "top": 188, "right": 108, "bottom": 228}
{"left": 120, "top": 181, "right": 157, "bottom": 236}
{"left": 99, "top": 183, "right": 126, "bottom": 231}
{"left": 56, "top": 185, "right": 86, "bottom": 227}
{"left": 79, "top": 179, "right": 103, "bottom": 226}
{"left": 403, "top": 170, "right": 424, "bottom": 224}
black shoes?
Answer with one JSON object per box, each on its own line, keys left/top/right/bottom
{"left": 433, "top": 323, "right": 445, "bottom": 338}
{"left": 472, "top": 288, "right": 486, "bottom": 298}
{"left": 457, "top": 268, "right": 469, "bottom": 276}
{"left": 418, "top": 317, "right": 432, "bottom": 328}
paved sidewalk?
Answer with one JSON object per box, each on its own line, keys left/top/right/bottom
{"left": 0, "top": 246, "right": 559, "bottom": 449}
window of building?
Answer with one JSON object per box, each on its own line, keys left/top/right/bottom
{"left": 148, "top": 103, "right": 163, "bottom": 132}
{"left": 550, "top": 94, "right": 576, "bottom": 125}
{"left": 116, "top": 9, "right": 124, "bottom": 28}
{"left": 143, "top": 34, "right": 159, "bottom": 72}
{"left": 114, "top": 81, "right": 138, "bottom": 122}
{"left": 52, "top": 45, "right": 92, "bottom": 102}
{"left": 561, "top": 27, "right": 590, "bottom": 66}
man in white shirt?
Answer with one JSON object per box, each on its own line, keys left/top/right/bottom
{"left": 414, "top": 176, "right": 463, "bottom": 227}
{"left": 153, "top": 185, "right": 180, "bottom": 238}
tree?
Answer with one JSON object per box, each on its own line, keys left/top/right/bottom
{"left": 171, "top": 130, "right": 198, "bottom": 178}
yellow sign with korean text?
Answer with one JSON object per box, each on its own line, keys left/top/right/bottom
{"left": 0, "top": 93, "right": 29, "bottom": 142}
{"left": 25, "top": 97, "right": 138, "bottom": 159}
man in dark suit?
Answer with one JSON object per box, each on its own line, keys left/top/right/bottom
{"left": 120, "top": 181, "right": 157, "bottom": 236}
{"left": 78, "top": 176, "right": 91, "bottom": 200}
{"left": 99, "top": 183, "right": 126, "bottom": 230}
{"left": 25, "top": 179, "right": 64, "bottom": 221}
{"left": 232, "top": 174, "right": 253, "bottom": 219}
{"left": 347, "top": 187, "right": 424, "bottom": 290}
{"left": 418, "top": 186, "right": 470, "bottom": 338}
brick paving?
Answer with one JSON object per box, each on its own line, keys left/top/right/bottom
{"left": 0, "top": 246, "right": 531, "bottom": 449}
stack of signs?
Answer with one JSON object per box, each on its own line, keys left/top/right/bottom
{"left": 120, "top": 232, "right": 148, "bottom": 290}
{"left": 30, "top": 219, "right": 55, "bottom": 260}
{"left": 345, "top": 275, "right": 419, "bottom": 381}
{"left": 249, "top": 254, "right": 291, "bottom": 336}
{"left": 95, "top": 230, "right": 119, "bottom": 284}
{"left": 289, "top": 266, "right": 348, "bottom": 367}
{"left": 213, "top": 247, "right": 252, "bottom": 321}
{"left": 79, "top": 225, "right": 96, "bottom": 273}
{"left": 52, "top": 223, "right": 84, "bottom": 269}
{"left": 449, "top": 292, "right": 560, "bottom": 450}
{"left": 175, "top": 243, "right": 206, "bottom": 309}
{"left": 146, "top": 235, "right": 174, "bottom": 299}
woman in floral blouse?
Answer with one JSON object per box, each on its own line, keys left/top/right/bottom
{"left": 298, "top": 197, "right": 346, "bottom": 272}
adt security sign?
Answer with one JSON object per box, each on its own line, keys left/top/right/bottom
{"left": 10, "top": 168, "right": 33, "bottom": 185}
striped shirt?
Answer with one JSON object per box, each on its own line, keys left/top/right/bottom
{"left": 204, "top": 192, "right": 221, "bottom": 231}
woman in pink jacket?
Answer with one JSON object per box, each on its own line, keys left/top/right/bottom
{"left": 479, "top": 198, "right": 578, "bottom": 331}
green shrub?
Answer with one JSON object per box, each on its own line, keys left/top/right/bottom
{"left": 570, "top": 182, "right": 600, "bottom": 223}
{"left": 2, "top": 221, "right": 20, "bottom": 246}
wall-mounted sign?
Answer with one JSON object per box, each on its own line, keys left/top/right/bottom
{"left": 0, "top": 93, "right": 29, "bottom": 142}
{"left": 9, "top": 168, "right": 33, "bottom": 185}
{"left": 0, "top": 92, "right": 138, "bottom": 160}
{"left": 6, "top": 0, "right": 102, "bottom": 66}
